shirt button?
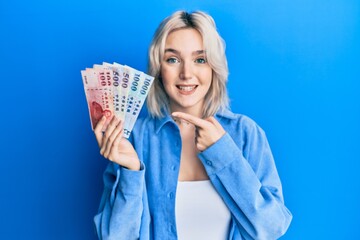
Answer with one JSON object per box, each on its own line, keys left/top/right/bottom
{"left": 175, "top": 140, "right": 180, "bottom": 147}
{"left": 171, "top": 165, "right": 176, "bottom": 171}
{"left": 170, "top": 224, "right": 176, "bottom": 233}
{"left": 168, "top": 192, "right": 174, "bottom": 199}
{"left": 169, "top": 224, "right": 176, "bottom": 233}
{"left": 206, "top": 160, "right": 213, "bottom": 166}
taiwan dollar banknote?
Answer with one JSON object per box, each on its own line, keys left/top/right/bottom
{"left": 81, "top": 62, "right": 154, "bottom": 138}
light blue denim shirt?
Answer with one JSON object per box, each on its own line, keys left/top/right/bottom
{"left": 94, "top": 109, "right": 292, "bottom": 240}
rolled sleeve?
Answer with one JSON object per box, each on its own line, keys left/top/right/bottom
{"left": 117, "top": 162, "right": 146, "bottom": 196}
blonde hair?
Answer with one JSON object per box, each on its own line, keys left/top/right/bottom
{"left": 147, "top": 10, "right": 229, "bottom": 118}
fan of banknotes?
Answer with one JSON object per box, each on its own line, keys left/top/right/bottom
{"left": 81, "top": 62, "right": 154, "bottom": 138}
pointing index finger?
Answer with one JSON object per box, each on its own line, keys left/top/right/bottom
{"left": 171, "top": 112, "right": 208, "bottom": 128}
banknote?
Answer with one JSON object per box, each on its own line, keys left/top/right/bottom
{"left": 122, "top": 65, "right": 143, "bottom": 137}
{"left": 81, "top": 68, "right": 114, "bottom": 131}
{"left": 114, "top": 62, "right": 131, "bottom": 122}
{"left": 99, "top": 62, "right": 124, "bottom": 120}
{"left": 123, "top": 67, "right": 154, "bottom": 138}
{"left": 81, "top": 62, "right": 154, "bottom": 138}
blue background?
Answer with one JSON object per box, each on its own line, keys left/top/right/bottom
{"left": 1, "top": 0, "right": 359, "bottom": 239}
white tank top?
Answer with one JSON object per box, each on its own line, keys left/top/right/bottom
{"left": 175, "top": 180, "right": 231, "bottom": 240}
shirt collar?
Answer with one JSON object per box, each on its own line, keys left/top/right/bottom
{"left": 215, "top": 108, "right": 237, "bottom": 120}
{"left": 154, "top": 110, "right": 175, "bottom": 134}
{"left": 154, "top": 108, "right": 237, "bottom": 134}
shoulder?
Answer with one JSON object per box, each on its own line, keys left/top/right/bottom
{"left": 133, "top": 113, "right": 155, "bottom": 127}
{"left": 130, "top": 113, "right": 156, "bottom": 138}
{"left": 216, "top": 109, "right": 265, "bottom": 136}
{"left": 216, "top": 109, "right": 270, "bottom": 155}
{"left": 215, "top": 110, "right": 275, "bottom": 169}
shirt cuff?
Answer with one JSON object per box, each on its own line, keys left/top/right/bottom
{"left": 117, "top": 161, "right": 145, "bottom": 196}
{"left": 198, "top": 133, "right": 242, "bottom": 176}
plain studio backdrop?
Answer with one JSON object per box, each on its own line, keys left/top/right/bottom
{"left": 0, "top": 0, "right": 359, "bottom": 239}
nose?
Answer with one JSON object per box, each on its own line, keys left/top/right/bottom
{"left": 179, "top": 61, "right": 193, "bottom": 80}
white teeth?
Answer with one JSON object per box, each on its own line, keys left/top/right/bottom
{"left": 178, "top": 86, "right": 195, "bottom": 91}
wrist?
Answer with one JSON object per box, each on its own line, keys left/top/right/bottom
{"left": 124, "top": 158, "right": 141, "bottom": 171}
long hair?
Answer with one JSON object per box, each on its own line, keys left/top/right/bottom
{"left": 147, "top": 10, "right": 229, "bottom": 118}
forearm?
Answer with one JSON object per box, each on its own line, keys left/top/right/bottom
{"left": 94, "top": 163, "right": 147, "bottom": 240}
{"left": 199, "top": 133, "right": 292, "bottom": 239}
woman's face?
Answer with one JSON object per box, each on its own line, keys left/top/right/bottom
{"left": 160, "top": 28, "right": 212, "bottom": 116}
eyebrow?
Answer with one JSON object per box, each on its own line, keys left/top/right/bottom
{"left": 164, "top": 48, "right": 205, "bottom": 56}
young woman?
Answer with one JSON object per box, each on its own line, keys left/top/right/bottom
{"left": 93, "top": 11, "right": 292, "bottom": 240}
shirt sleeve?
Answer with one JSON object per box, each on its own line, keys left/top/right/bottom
{"left": 198, "top": 121, "right": 292, "bottom": 240}
{"left": 93, "top": 161, "right": 150, "bottom": 240}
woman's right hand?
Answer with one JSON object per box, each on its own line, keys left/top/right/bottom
{"left": 94, "top": 116, "right": 140, "bottom": 171}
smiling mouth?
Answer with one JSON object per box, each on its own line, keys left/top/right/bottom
{"left": 176, "top": 85, "right": 198, "bottom": 92}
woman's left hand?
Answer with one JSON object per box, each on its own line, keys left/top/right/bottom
{"left": 172, "top": 112, "right": 226, "bottom": 152}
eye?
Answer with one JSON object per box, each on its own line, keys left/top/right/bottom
{"left": 166, "top": 57, "right": 179, "bottom": 64}
{"left": 195, "top": 57, "right": 207, "bottom": 64}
